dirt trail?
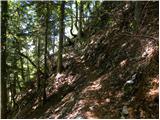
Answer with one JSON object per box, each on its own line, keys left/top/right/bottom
{"left": 22, "top": 51, "right": 99, "bottom": 119}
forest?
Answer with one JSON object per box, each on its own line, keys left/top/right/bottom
{"left": 1, "top": 0, "right": 159, "bottom": 119}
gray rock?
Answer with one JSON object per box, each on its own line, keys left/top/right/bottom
{"left": 122, "top": 106, "right": 128, "bottom": 115}
{"left": 75, "top": 116, "right": 84, "bottom": 119}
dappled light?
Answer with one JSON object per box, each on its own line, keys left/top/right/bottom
{"left": 145, "top": 76, "right": 159, "bottom": 99}
{"left": 83, "top": 81, "right": 102, "bottom": 92}
{"left": 121, "top": 42, "right": 127, "bottom": 48}
{"left": 142, "top": 45, "right": 155, "bottom": 58}
{"left": 148, "top": 89, "right": 158, "bottom": 96}
{"left": 3, "top": 1, "right": 158, "bottom": 119}
{"left": 119, "top": 59, "right": 128, "bottom": 67}
{"left": 84, "top": 111, "right": 98, "bottom": 119}
{"left": 115, "top": 91, "right": 123, "bottom": 98}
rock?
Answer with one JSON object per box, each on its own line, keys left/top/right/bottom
{"left": 125, "top": 80, "right": 134, "bottom": 84}
{"left": 74, "top": 115, "right": 84, "bottom": 119}
{"left": 142, "top": 51, "right": 148, "bottom": 58}
{"left": 123, "top": 73, "right": 138, "bottom": 96}
{"left": 122, "top": 106, "right": 128, "bottom": 115}
{"left": 131, "top": 74, "right": 137, "bottom": 80}
{"left": 120, "top": 115, "right": 125, "bottom": 119}
{"left": 89, "top": 106, "right": 95, "bottom": 111}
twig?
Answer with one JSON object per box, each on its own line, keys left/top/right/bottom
{"left": 18, "top": 52, "right": 44, "bottom": 76}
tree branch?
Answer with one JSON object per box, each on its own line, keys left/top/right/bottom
{"left": 18, "top": 52, "right": 44, "bottom": 75}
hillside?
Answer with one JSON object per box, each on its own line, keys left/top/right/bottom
{"left": 3, "top": 1, "right": 158, "bottom": 119}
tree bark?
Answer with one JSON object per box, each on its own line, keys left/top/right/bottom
{"left": 70, "top": 14, "right": 77, "bottom": 38}
{"left": 134, "top": 2, "right": 141, "bottom": 32}
{"left": 26, "top": 52, "right": 30, "bottom": 82}
{"left": 51, "top": 23, "right": 56, "bottom": 70}
{"left": 16, "top": 41, "right": 23, "bottom": 91}
{"left": 43, "top": 3, "right": 50, "bottom": 104}
{"left": 1, "top": 1, "right": 8, "bottom": 118}
{"left": 20, "top": 56, "right": 25, "bottom": 83}
{"left": 36, "top": 36, "right": 42, "bottom": 103}
{"left": 57, "top": 1, "right": 65, "bottom": 73}
{"left": 78, "top": 1, "right": 83, "bottom": 40}
{"left": 37, "top": 37, "right": 41, "bottom": 91}
{"left": 12, "top": 58, "right": 17, "bottom": 108}
{"left": 75, "top": 1, "right": 78, "bottom": 31}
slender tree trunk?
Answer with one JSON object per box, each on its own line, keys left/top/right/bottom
{"left": 43, "top": 3, "right": 49, "bottom": 104}
{"left": 17, "top": 42, "right": 23, "bottom": 91}
{"left": 15, "top": 57, "right": 22, "bottom": 92}
{"left": 87, "top": 2, "right": 92, "bottom": 17}
{"left": 36, "top": 36, "right": 42, "bottom": 102}
{"left": 12, "top": 67, "right": 17, "bottom": 108}
{"left": 1, "top": 1, "right": 8, "bottom": 118}
{"left": 51, "top": 24, "right": 56, "bottom": 70}
{"left": 57, "top": 1, "right": 65, "bottom": 73}
{"left": 70, "top": 14, "right": 76, "bottom": 37}
{"left": 75, "top": 1, "right": 78, "bottom": 31}
{"left": 7, "top": 75, "right": 12, "bottom": 111}
{"left": 37, "top": 37, "right": 41, "bottom": 91}
{"left": 50, "top": 39, "right": 55, "bottom": 71}
{"left": 10, "top": 55, "right": 17, "bottom": 109}
{"left": 134, "top": 1, "right": 141, "bottom": 32}
{"left": 26, "top": 54, "right": 30, "bottom": 82}
{"left": 20, "top": 56, "right": 25, "bottom": 82}
{"left": 70, "top": 1, "right": 76, "bottom": 38}
{"left": 16, "top": 76, "right": 22, "bottom": 92}
{"left": 78, "top": 1, "right": 83, "bottom": 40}
{"left": 52, "top": 32, "right": 55, "bottom": 55}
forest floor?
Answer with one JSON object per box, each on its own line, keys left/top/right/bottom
{"left": 13, "top": 26, "right": 159, "bottom": 119}
{"left": 10, "top": 2, "right": 159, "bottom": 119}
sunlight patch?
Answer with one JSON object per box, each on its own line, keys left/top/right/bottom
{"left": 83, "top": 78, "right": 102, "bottom": 92}
{"left": 152, "top": 77, "right": 159, "bottom": 84}
{"left": 119, "top": 59, "right": 127, "bottom": 67}
{"left": 121, "top": 43, "right": 127, "bottom": 48}
{"left": 142, "top": 45, "right": 155, "bottom": 58}
{"left": 55, "top": 73, "right": 65, "bottom": 80}
{"left": 84, "top": 111, "right": 98, "bottom": 119}
{"left": 105, "top": 98, "right": 110, "bottom": 103}
{"left": 148, "top": 89, "right": 158, "bottom": 96}
{"left": 83, "top": 84, "right": 102, "bottom": 92}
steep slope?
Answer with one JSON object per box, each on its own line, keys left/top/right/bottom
{"left": 43, "top": 2, "right": 158, "bottom": 119}
{"left": 12, "top": 1, "right": 158, "bottom": 119}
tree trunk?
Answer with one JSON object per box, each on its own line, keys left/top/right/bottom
{"left": 78, "top": 1, "right": 83, "bottom": 40}
{"left": 26, "top": 53, "right": 30, "bottom": 82}
{"left": 57, "top": 1, "right": 65, "bottom": 73}
{"left": 75, "top": 1, "right": 78, "bottom": 31}
{"left": 70, "top": 1, "right": 77, "bottom": 38}
{"left": 37, "top": 37, "right": 41, "bottom": 91}
{"left": 12, "top": 66, "right": 17, "bottom": 108}
{"left": 70, "top": 14, "right": 77, "bottom": 38}
{"left": 20, "top": 56, "right": 25, "bottom": 82}
{"left": 52, "top": 33, "right": 55, "bottom": 55}
{"left": 1, "top": 1, "right": 8, "bottom": 118}
{"left": 16, "top": 75, "right": 22, "bottom": 92}
{"left": 51, "top": 23, "right": 56, "bottom": 70}
{"left": 17, "top": 42, "right": 23, "bottom": 91}
{"left": 43, "top": 3, "right": 49, "bottom": 104}
{"left": 134, "top": 1, "right": 141, "bottom": 32}
{"left": 87, "top": 2, "right": 92, "bottom": 17}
